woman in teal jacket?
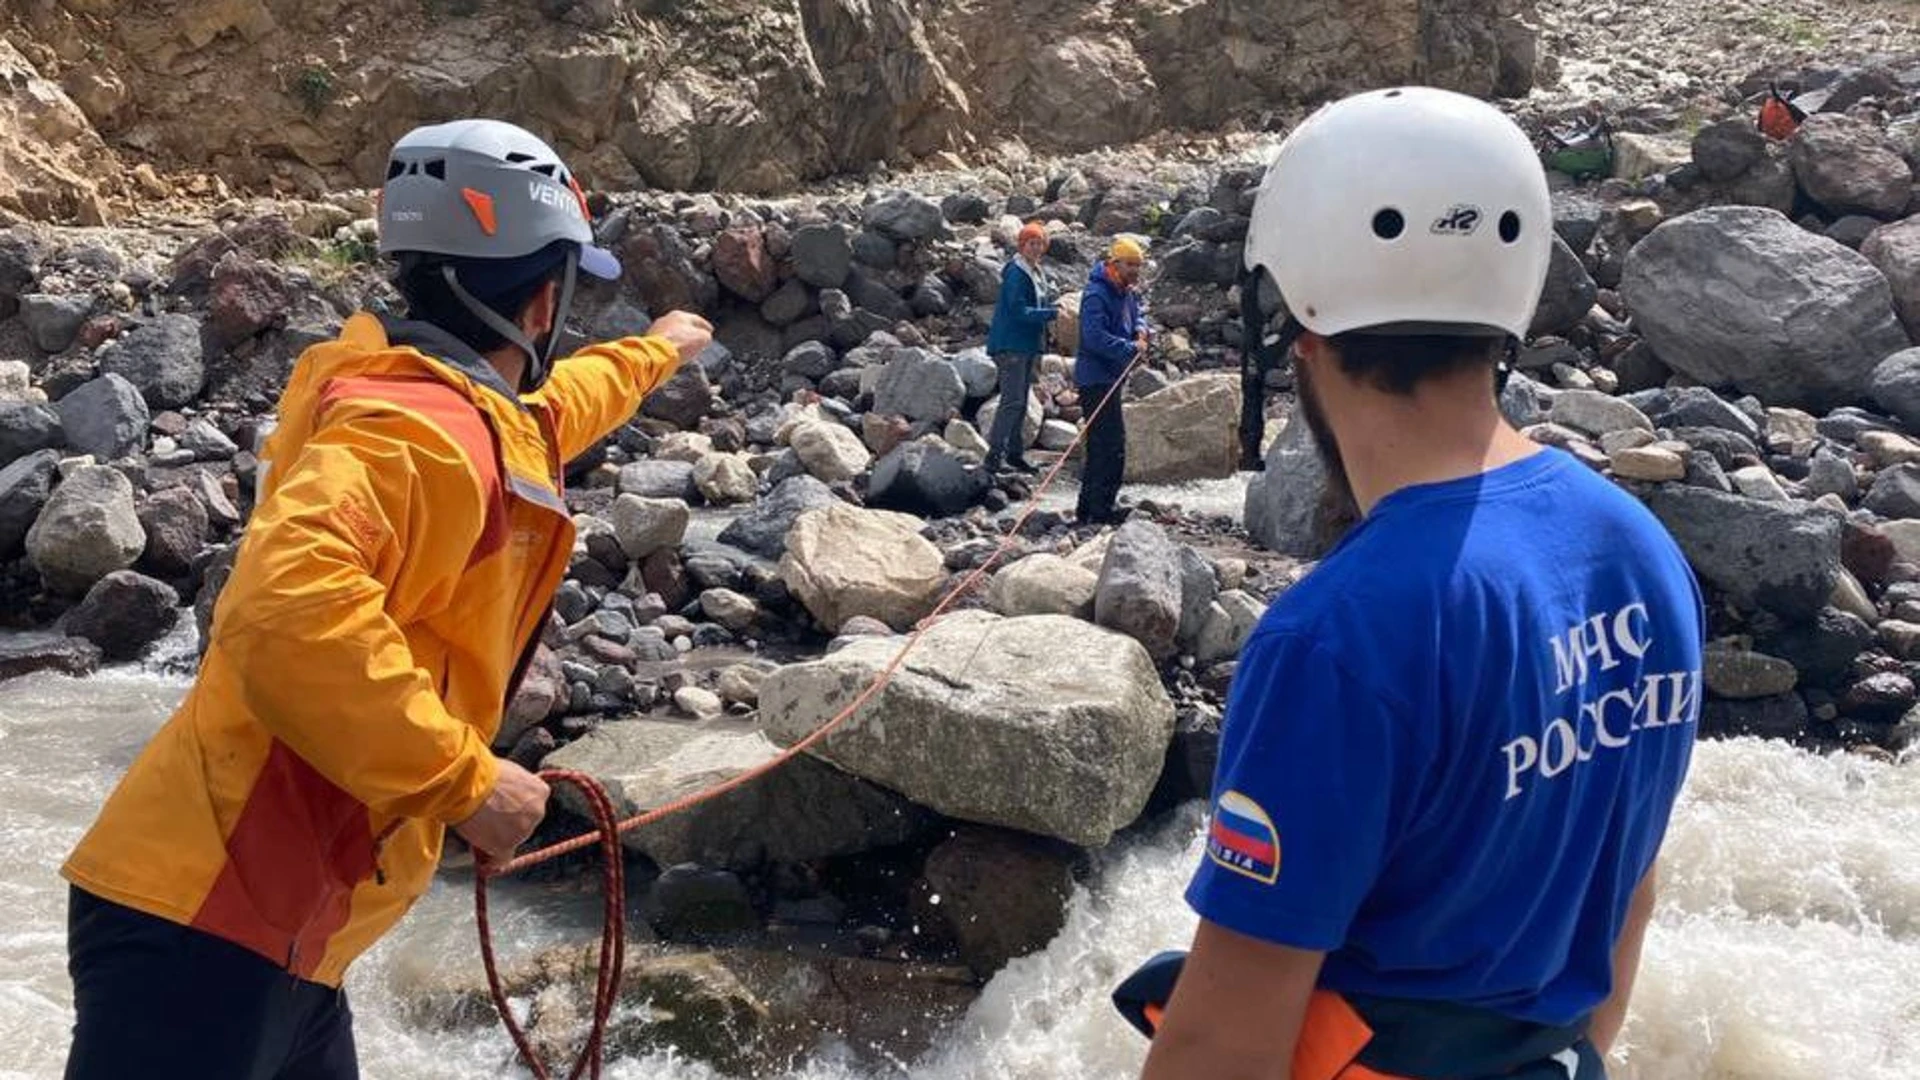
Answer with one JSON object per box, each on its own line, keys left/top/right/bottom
{"left": 983, "top": 222, "right": 1058, "bottom": 473}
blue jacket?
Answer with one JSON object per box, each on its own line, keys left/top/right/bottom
{"left": 1075, "top": 261, "right": 1143, "bottom": 387}
{"left": 985, "top": 258, "right": 1057, "bottom": 356}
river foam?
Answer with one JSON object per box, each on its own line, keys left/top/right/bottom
{"left": 2, "top": 661, "right": 1915, "bottom": 1079}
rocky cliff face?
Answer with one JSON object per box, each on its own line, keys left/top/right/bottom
{"left": 2, "top": 0, "right": 1538, "bottom": 221}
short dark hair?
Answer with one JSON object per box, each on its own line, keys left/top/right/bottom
{"left": 395, "top": 241, "right": 572, "bottom": 353}
{"left": 1327, "top": 331, "right": 1505, "bottom": 395}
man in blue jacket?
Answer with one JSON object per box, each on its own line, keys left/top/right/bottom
{"left": 1075, "top": 236, "right": 1148, "bottom": 524}
{"left": 984, "top": 221, "right": 1058, "bottom": 473}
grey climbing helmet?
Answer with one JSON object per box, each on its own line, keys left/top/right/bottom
{"left": 377, "top": 119, "right": 621, "bottom": 388}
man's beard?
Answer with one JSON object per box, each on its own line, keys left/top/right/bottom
{"left": 1294, "top": 358, "right": 1357, "bottom": 518}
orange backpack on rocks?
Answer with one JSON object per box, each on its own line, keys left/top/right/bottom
{"left": 1759, "top": 83, "right": 1807, "bottom": 140}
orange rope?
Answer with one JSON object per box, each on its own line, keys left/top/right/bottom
{"left": 474, "top": 347, "right": 1147, "bottom": 1074}
{"left": 485, "top": 354, "right": 1144, "bottom": 876}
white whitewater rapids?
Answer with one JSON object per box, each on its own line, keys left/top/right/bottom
{"left": 4, "top": 653, "right": 1917, "bottom": 1079}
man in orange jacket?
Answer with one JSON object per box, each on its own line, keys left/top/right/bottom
{"left": 60, "top": 119, "right": 712, "bottom": 1079}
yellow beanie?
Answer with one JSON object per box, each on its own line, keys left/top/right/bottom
{"left": 1110, "top": 236, "right": 1146, "bottom": 263}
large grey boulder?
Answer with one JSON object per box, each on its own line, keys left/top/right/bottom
{"left": 1867, "top": 464, "right": 1920, "bottom": 519}
{"left": 0, "top": 401, "right": 63, "bottom": 462}
{"left": 1123, "top": 374, "right": 1239, "bottom": 484}
{"left": 1530, "top": 235, "right": 1598, "bottom": 337}
{"left": 950, "top": 347, "right": 998, "bottom": 399}
{"left": 1244, "top": 415, "right": 1346, "bottom": 558}
{"left": 640, "top": 361, "right": 715, "bottom": 429}
{"left": 1548, "top": 390, "right": 1653, "bottom": 437}
{"left": 845, "top": 270, "right": 912, "bottom": 322}
{"left": 1194, "top": 590, "right": 1267, "bottom": 663}
{"left": 1788, "top": 114, "right": 1913, "bottom": 219}
{"left": 63, "top": 570, "right": 180, "bottom": 661}
{"left": 19, "top": 293, "right": 90, "bottom": 354}
{"left": 779, "top": 502, "right": 945, "bottom": 631}
{"left": 1174, "top": 543, "right": 1218, "bottom": 650}
{"left": 716, "top": 474, "right": 836, "bottom": 559}
{"left": 986, "top": 554, "right": 1098, "bottom": 618}
{"left": 97, "top": 314, "right": 206, "bottom": 410}
{"left": 866, "top": 440, "right": 989, "bottom": 519}
{"left": 1094, "top": 520, "right": 1183, "bottom": 660}
{"left": 787, "top": 420, "right": 872, "bottom": 483}
{"left": 135, "top": 486, "right": 211, "bottom": 579}
{"left": 1620, "top": 206, "right": 1909, "bottom": 410}
{"left": 611, "top": 495, "right": 690, "bottom": 560}
{"left": 782, "top": 340, "right": 839, "bottom": 381}
{"left": 617, "top": 459, "right": 697, "bottom": 500}
{"left": 1692, "top": 118, "right": 1767, "bottom": 183}
{"left": 55, "top": 374, "right": 149, "bottom": 461}
{"left": 760, "top": 610, "right": 1176, "bottom": 847}
{"left": 872, "top": 349, "right": 965, "bottom": 423}
{"left": 1870, "top": 347, "right": 1920, "bottom": 429}
{"left": 1642, "top": 486, "right": 1841, "bottom": 618}
{"left": 790, "top": 223, "right": 853, "bottom": 289}
{"left": 0, "top": 449, "right": 60, "bottom": 557}
{"left": 1627, "top": 386, "right": 1762, "bottom": 442}
{"left": 26, "top": 463, "right": 147, "bottom": 595}
{"left": 863, "top": 191, "right": 947, "bottom": 242}
{"left": 915, "top": 826, "right": 1074, "bottom": 979}
{"left": 1860, "top": 218, "right": 1920, "bottom": 343}
{"left": 542, "top": 717, "right": 932, "bottom": 869}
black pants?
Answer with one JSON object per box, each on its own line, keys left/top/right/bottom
{"left": 1076, "top": 381, "right": 1127, "bottom": 522}
{"left": 985, "top": 351, "right": 1036, "bottom": 468}
{"left": 1240, "top": 341, "right": 1282, "bottom": 470}
{"left": 65, "top": 886, "right": 359, "bottom": 1080}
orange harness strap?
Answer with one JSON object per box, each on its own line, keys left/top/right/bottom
{"left": 1294, "top": 992, "right": 1409, "bottom": 1080}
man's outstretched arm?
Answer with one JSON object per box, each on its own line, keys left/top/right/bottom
{"left": 526, "top": 311, "right": 709, "bottom": 464}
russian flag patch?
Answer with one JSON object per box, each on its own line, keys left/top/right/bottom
{"left": 1207, "top": 790, "right": 1280, "bottom": 884}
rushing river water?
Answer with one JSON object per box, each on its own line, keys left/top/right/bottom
{"left": 5, "top": 656, "right": 1918, "bottom": 1079}
{"left": 4, "top": 473, "right": 1919, "bottom": 1077}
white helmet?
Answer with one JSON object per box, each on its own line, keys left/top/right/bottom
{"left": 1244, "top": 86, "right": 1552, "bottom": 340}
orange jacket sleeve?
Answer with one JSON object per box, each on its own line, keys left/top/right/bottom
{"left": 525, "top": 335, "right": 683, "bottom": 464}
{"left": 212, "top": 401, "right": 499, "bottom": 825}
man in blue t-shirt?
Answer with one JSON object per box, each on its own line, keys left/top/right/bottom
{"left": 1136, "top": 88, "right": 1704, "bottom": 1080}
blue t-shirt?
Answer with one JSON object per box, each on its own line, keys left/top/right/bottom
{"left": 1187, "top": 448, "right": 1704, "bottom": 1026}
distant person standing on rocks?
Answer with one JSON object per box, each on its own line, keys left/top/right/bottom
{"left": 1129, "top": 88, "right": 1704, "bottom": 1079}
{"left": 1075, "top": 236, "right": 1149, "bottom": 525}
{"left": 983, "top": 221, "right": 1058, "bottom": 474}
{"left": 59, "top": 119, "right": 711, "bottom": 1080}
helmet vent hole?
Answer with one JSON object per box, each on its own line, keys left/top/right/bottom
{"left": 424, "top": 159, "right": 446, "bottom": 182}
{"left": 531, "top": 163, "right": 559, "bottom": 178}
{"left": 1499, "top": 211, "right": 1522, "bottom": 243}
{"left": 386, "top": 160, "right": 406, "bottom": 181}
{"left": 1372, "top": 209, "right": 1405, "bottom": 240}
{"left": 505, "top": 152, "right": 538, "bottom": 164}
{"left": 1384, "top": 89, "right": 1403, "bottom": 98}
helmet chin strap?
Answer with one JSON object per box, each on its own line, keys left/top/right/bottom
{"left": 1240, "top": 268, "right": 1302, "bottom": 366}
{"left": 440, "top": 248, "right": 581, "bottom": 392}
{"left": 1497, "top": 336, "right": 1518, "bottom": 398}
